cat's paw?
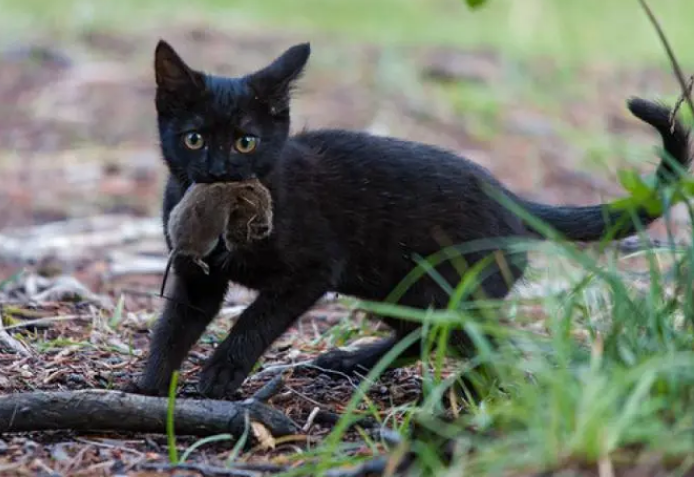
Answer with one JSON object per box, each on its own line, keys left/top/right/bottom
{"left": 198, "top": 354, "right": 250, "bottom": 399}
{"left": 120, "top": 379, "right": 162, "bottom": 396}
{"left": 312, "top": 349, "right": 370, "bottom": 375}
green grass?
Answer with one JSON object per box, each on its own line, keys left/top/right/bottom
{"left": 1, "top": 0, "right": 693, "bottom": 68}
{"left": 167, "top": 370, "right": 181, "bottom": 464}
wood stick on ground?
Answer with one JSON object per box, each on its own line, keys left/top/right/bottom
{"left": 248, "top": 374, "right": 286, "bottom": 403}
{"left": 138, "top": 462, "right": 287, "bottom": 477}
{"left": 140, "top": 456, "right": 407, "bottom": 477}
{"left": 0, "top": 389, "right": 299, "bottom": 438}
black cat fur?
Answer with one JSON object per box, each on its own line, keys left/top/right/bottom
{"left": 130, "top": 39, "right": 691, "bottom": 399}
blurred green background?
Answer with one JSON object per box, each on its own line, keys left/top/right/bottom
{"left": 1, "top": 0, "right": 692, "bottom": 66}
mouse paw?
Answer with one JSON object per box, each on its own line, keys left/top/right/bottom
{"left": 193, "top": 258, "right": 210, "bottom": 275}
{"left": 247, "top": 220, "right": 272, "bottom": 241}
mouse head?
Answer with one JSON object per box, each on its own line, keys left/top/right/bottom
{"left": 154, "top": 40, "right": 311, "bottom": 184}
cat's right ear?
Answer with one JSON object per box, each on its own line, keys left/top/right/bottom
{"left": 248, "top": 43, "right": 311, "bottom": 115}
{"left": 154, "top": 40, "right": 204, "bottom": 92}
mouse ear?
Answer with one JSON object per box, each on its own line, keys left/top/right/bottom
{"left": 154, "top": 40, "right": 204, "bottom": 92}
{"left": 247, "top": 43, "right": 311, "bottom": 116}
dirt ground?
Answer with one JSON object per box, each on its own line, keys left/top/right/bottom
{"left": 0, "top": 24, "right": 690, "bottom": 477}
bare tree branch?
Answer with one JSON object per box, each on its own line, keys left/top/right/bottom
{"left": 138, "top": 461, "right": 287, "bottom": 477}
{"left": 0, "top": 390, "right": 299, "bottom": 438}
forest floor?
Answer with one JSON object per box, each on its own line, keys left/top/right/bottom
{"left": 0, "top": 23, "right": 692, "bottom": 477}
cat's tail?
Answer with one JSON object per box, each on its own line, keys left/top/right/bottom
{"left": 519, "top": 97, "right": 691, "bottom": 242}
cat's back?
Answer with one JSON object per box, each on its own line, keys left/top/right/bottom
{"left": 282, "top": 128, "right": 519, "bottom": 241}
{"left": 291, "top": 128, "right": 495, "bottom": 183}
{"left": 278, "top": 128, "right": 524, "bottom": 294}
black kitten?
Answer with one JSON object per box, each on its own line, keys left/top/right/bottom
{"left": 130, "top": 39, "right": 691, "bottom": 399}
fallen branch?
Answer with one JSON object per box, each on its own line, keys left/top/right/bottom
{"left": 0, "top": 389, "right": 299, "bottom": 438}
{"left": 248, "top": 374, "right": 286, "bottom": 403}
{"left": 139, "top": 455, "right": 411, "bottom": 477}
{"left": 138, "top": 461, "right": 287, "bottom": 477}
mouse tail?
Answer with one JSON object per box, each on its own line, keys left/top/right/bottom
{"left": 160, "top": 252, "right": 175, "bottom": 297}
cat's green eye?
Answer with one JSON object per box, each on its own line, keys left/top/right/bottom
{"left": 183, "top": 132, "right": 205, "bottom": 150}
{"left": 234, "top": 135, "right": 258, "bottom": 154}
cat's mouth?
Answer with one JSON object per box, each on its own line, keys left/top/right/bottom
{"left": 191, "top": 171, "right": 258, "bottom": 184}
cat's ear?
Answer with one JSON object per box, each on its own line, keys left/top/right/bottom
{"left": 248, "top": 43, "right": 311, "bottom": 114}
{"left": 154, "top": 40, "right": 204, "bottom": 92}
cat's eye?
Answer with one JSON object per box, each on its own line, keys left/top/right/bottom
{"left": 183, "top": 132, "right": 205, "bottom": 150}
{"left": 234, "top": 135, "right": 258, "bottom": 154}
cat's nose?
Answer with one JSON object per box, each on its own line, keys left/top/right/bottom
{"left": 209, "top": 170, "right": 228, "bottom": 180}
{"left": 208, "top": 160, "right": 228, "bottom": 179}
{"left": 206, "top": 157, "right": 255, "bottom": 181}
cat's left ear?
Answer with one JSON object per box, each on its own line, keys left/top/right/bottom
{"left": 248, "top": 43, "right": 311, "bottom": 115}
{"left": 154, "top": 40, "right": 204, "bottom": 92}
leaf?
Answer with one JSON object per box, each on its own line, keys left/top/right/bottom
{"left": 615, "top": 170, "right": 665, "bottom": 216}
{"left": 251, "top": 421, "right": 276, "bottom": 451}
{"left": 617, "top": 169, "right": 653, "bottom": 200}
{"left": 465, "top": 0, "right": 488, "bottom": 8}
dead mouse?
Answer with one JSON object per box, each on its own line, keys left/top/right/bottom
{"left": 160, "top": 179, "right": 274, "bottom": 297}
{"left": 223, "top": 179, "right": 274, "bottom": 248}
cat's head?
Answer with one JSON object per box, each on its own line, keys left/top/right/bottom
{"left": 154, "top": 40, "right": 310, "bottom": 184}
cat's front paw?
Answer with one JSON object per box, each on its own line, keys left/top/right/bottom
{"left": 198, "top": 353, "right": 250, "bottom": 399}
{"left": 121, "top": 379, "right": 163, "bottom": 397}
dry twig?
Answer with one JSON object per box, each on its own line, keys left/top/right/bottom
{"left": 138, "top": 461, "right": 286, "bottom": 477}
{"left": 248, "top": 374, "right": 286, "bottom": 403}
